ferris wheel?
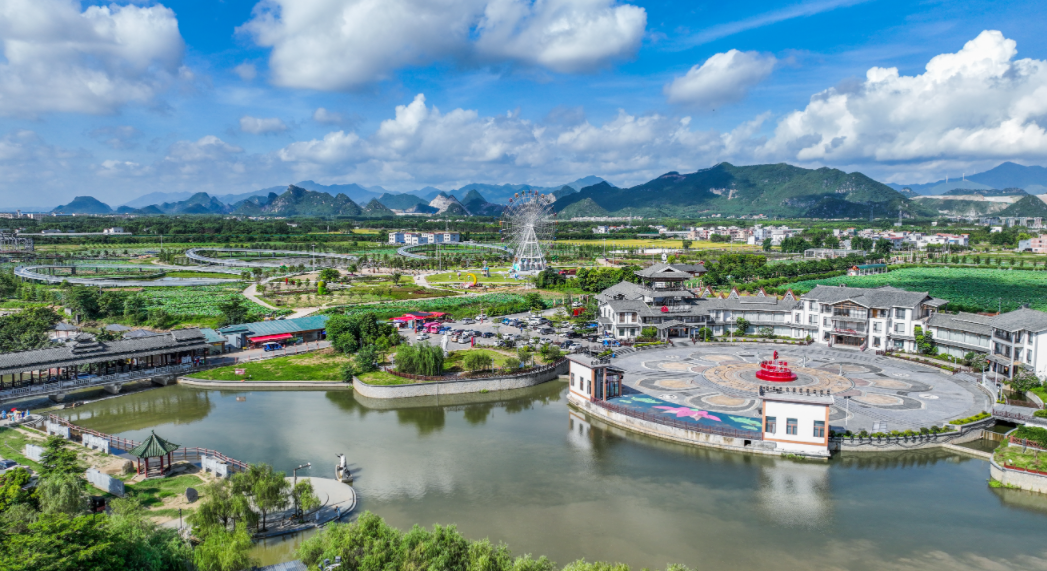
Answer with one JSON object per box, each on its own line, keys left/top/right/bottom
{"left": 500, "top": 189, "right": 557, "bottom": 274}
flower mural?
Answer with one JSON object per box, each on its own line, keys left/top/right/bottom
{"left": 654, "top": 406, "right": 722, "bottom": 422}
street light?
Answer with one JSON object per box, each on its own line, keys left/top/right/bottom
{"left": 292, "top": 462, "right": 311, "bottom": 518}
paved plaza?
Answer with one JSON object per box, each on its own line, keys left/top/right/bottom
{"left": 609, "top": 343, "right": 992, "bottom": 433}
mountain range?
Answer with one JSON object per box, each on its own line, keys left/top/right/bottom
{"left": 45, "top": 161, "right": 1047, "bottom": 219}
{"left": 889, "top": 162, "right": 1047, "bottom": 195}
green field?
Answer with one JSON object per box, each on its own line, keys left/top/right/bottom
{"left": 785, "top": 267, "right": 1047, "bottom": 313}
{"left": 356, "top": 370, "right": 412, "bottom": 385}
{"left": 194, "top": 350, "right": 348, "bottom": 381}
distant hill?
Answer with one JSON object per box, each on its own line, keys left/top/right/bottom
{"left": 558, "top": 197, "right": 609, "bottom": 218}
{"left": 553, "top": 163, "right": 917, "bottom": 219}
{"left": 378, "top": 193, "right": 430, "bottom": 211}
{"left": 361, "top": 198, "right": 394, "bottom": 217}
{"left": 460, "top": 189, "right": 504, "bottom": 216}
{"left": 52, "top": 196, "right": 113, "bottom": 214}
{"left": 428, "top": 193, "right": 468, "bottom": 215}
{"left": 889, "top": 162, "right": 1047, "bottom": 195}
{"left": 154, "top": 192, "right": 228, "bottom": 215}
{"left": 911, "top": 197, "right": 1009, "bottom": 218}
{"left": 996, "top": 195, "right": 1047, "bottom": 218}
{"left": 236, "top": 185, "right": 362, "bottom": 216}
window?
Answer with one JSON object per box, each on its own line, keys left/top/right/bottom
{"left": 873, "top": 322, "right": 882, "bottom": 333}
{"left": 823, "top": 318, "right": 830, "bottom": 327}
{"left": 809, "top": 301, "right": 817, "bottom": 311}
{"left": 765, "top": 416, "right": 776, "bottom": 433}
{"left": 587, "top": 380, "right": 591, "bottom": 394}
{"left": 894, "top": 323, "right": 905, "bottom": 334}
{"left": 1015, "top": 348, "right": 1023, "bottom": 362}
{"left": 786, "top": 418, "right": 798, "bottom": 435}
{"left": 813, "top": 421, "right": 825, "bottom": 438}
{"left": 895, "top": 308, "right": 906, "bottom": 319}
{"left": 570, "top": 373, "right": 575, "bottom": 387}
{"left": 873, "top": 337, "right": 881, "bottom": 347}
{"left": 809, "top": 315, "right": 818, "bottom": 325}
{"left": 794, "top": 313, "right": 801, "bottom": 322}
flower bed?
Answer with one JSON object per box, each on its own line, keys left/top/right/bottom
{"left": 949, "top": 411, "right": 991, "bottom": 425}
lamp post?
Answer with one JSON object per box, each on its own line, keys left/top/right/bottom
{"left": 292, "top": 462, "right": 311, "bottom": 518}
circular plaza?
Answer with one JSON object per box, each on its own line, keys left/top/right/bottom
{"left": 616, "top": 343, "right": 991, "bottom": 432}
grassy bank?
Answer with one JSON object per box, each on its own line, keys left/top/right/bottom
{"left": 357, "top": 370, "right": 412, "bottom": 385}
{"left": 194, "top": 350, "right": 348, "bottom": 381}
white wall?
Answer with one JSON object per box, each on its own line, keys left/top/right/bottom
{"left": 762, "top": 399, "right": 829, "bottom": 455}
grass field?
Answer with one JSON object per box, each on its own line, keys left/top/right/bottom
{"left": 443, "top": 348, "right": 515, "bottom": 373}
{"left": 125, "top": 474, "right": 205, "bottom": 508}
{"left": 426, "top": 268, "right": 523, "bottom": 284}
{"left": 785, "top": 267, "right": 1047, "bottom": 313}
{"left": 194, "top": 350, "right": 348, "bottom": 381}
{"left": 357, "top": 370, "right": 412, "bottom": 385}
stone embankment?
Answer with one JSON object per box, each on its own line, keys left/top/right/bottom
{"left": 353, "top": 359, "right": 568, "bottom": 399}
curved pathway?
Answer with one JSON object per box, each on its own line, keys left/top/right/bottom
{"left": 186, "top": 248, "right": 357, "bottom": 268}
{"left": 15, "top": 264, "right": 239, "bottom": 287}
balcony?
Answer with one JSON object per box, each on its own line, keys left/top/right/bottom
{"left": 833, "top": 320, "right": 867, "bottom": 333}
{"left": 832, "top": 309, "right": 868, "bottom": 319}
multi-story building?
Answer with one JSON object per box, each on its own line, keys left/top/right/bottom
{"left": 388, "top": 231, "right": 460, "bottom": 245}
{"left": 1017, "top": 235, "right": 1047, "bottom": 253}
{"left": 930, "top": 308, "right": 1047, "bottom": 378}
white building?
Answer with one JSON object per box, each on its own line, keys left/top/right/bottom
{"left": 761, "top": 389, "right": 832, "bottom": 457}
{"left": 388, "top": 231, "right": 460, "bottom": 245}
{"left": 567, "top": 355, "right": 624, "bottom": 402}
{"left": 102, "top": 227, "right": 124, "bottom": 235}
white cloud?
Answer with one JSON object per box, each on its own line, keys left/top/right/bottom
{"left": 240, "top": 116, "right": 289, "bottom": 134}
{"left": 665, "top": 50, "right": 776, "bottom": 108}
{"left": 0, "top": 0, "right": 185, "bottom": 115}
{"left": 475, "top": 0, "right": 646, "bottom": 73}
{"left": 239, "top": 0, "right": 646, "bottom": 89}
{"left": 233, "top": 63, "right": 257, "bottom": 81}
{"left": 759, "top": 30, "right": 1047, "bottom": 169}
{"left": 313, "top": 108, "right": 343, "bottom": 124}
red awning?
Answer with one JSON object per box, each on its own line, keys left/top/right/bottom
{"left": 249, "top": 333, "right": 294, "bottom": 343}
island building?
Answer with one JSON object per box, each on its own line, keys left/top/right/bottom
{"left": 760, "top": 387, "right": 832, "bottom": 457}
{"left": 567, "top": 355, "right": 624, "bottom": 402}
{"left": 387, "top": 231, "right": 460, "bottom": 245}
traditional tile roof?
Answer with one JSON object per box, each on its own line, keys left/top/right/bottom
{"left": 123, "top": 329, "right": 161, "bottom": 339}
{"left": 199, "top": 328, "right": 227, "bottom": 344}
{"left": 128, "top": 431, "right": 180, "bottom": 459}
{"left": 990, "top": 307, "right": 1047, "bottom": 332}
{"left": 633, "top": 263, "right": 692, "bottom": 279}
{"left": 52, "top": 322, "right": 78, "bottom": 332}
{"left": 928, "top": 312, "right": 993, "bottom": 336}
{"left": 104, "top": 324, "right": 132, "bottom": 332}
{"left": 801, "top": 285, "right": 931, "bottom": 308}
{"left": 0, "top": 329, "right": 211, "bottom": 375}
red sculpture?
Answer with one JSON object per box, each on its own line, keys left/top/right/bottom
{"left": 755, "top": 350, "right": 797, "bottom": 382}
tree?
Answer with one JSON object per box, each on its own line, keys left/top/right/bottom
{"left": 233, "top": 463, "right": 290, "bottom": 532}
{"left": 40, "top": 436, "right": 84, "bottom": 478}
{"left": 391, "top": 271, "right": 403, "bottom": 286}
{"left": 682, "top": 239, "right": 692, "bottom": 250}
{"left": 762, "top": 238, "right": 772, "bottom": 252}
{"left": 354, "top": 345, "right": 378, "bottom": 373}
{"left": 193, "top": 523, "right": 255, "bottom": 571}
{"left": 914, "top": 326, "right": 937, "bottom": 355}
{"left": 525, "top": 292, "right": 544, "bottom": 312}
{"left": 0, "top": 513, "right": 116, "bottom": 571}
{"left": 217, "top": 295, "right": 252, "bottom": 327}
{"left": 502, "top": 357, "right": 521, "bottom": 371}
{"left": 695, "top": 327, "right": 713, "bottom": 341}
{"left": 187, "top": 479, "right": 257, "bottom": 533}
{"left": 1010, "top": 367, "right": 1042, "bottom": 395}
{"left": 37, "top": 472, "right": 88, "bottom": 516}
{"left": 0, "top": 307, "right": 60, "bottom": 352}
{"left": 758, "top": 326, "right": 774, "bottom": 338}
{"left": 123, "top": 295, "right": 147, "bottom": 325}
{"left": 533, "top": 269, "right": 565, "bottom": 289}
{"left": 734, "top": 318, "right": 750, "bottom": 335}
{"left": 464, "top": 351, "right": 493, "bottom": 372}
{"left": 318, "top": 268, "right": 340, "bottom": 283}
{"left": 640, "top": 326, "right": 657, "bottom": 339}
{"left": 874, "top": 238, "right": 893, "bottom": 256}
{"left": 394, "top": 342, "right": 444, "bottom": 376}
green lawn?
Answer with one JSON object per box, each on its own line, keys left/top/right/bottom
{"left": 193, "top": 350, "right": 349, "bottom": 381}
{"left": 443, "top": 348, "right": 515, "bottom": 373}
{"left": 357, "top": 370, "right": 412, "bottom": 385}
{"left": 0, "top": 427, "right": 43, "bottom": 470}
{"left": 125, "top": 474, "right": 205, "bottom": 508}
{"left": 995, "top": 446, "right": 1047, "bottom": 473}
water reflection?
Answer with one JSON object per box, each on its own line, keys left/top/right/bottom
{"left": 756, "top": 460, "right": 831, "bottom": 528}
{"left": 59, "top": 389, "right": 214, "bottom": 432}
{"left": 833, "top": 449, "right": 979, "bottom": 470}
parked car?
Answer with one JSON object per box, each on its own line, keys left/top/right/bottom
{"left": 476, "top": 314, "right": 488, "bottom": 320}
{"left": 0, "top": 459, "right": 24, "bottom": 475}
{"left": 539, "top": 327, "right": 554, "bottom": 334}
{"left": 461, "top": 318, "right": 475, "bottom": 325}
{"left": 482, "top": 332, "right": 495, "bottom": 338}
{"left": 602, "top": 339, "right": 621, "bottom": 347}
{"left": 416, "top": 333, "right": 430, "bottom": 341}
{"left": 262, "top": 342, "right": 284, "bottom": 352}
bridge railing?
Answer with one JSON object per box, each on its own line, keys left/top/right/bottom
{"left": 0, "top": 364, "right": 198, "bottom": 401}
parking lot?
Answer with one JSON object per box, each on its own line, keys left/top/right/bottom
{"left": 400, "top": 308, "right": 611, "bottom": 354}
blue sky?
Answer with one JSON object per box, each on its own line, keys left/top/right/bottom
{"left": 4, "top": 0, "right": 1047, "bottom": 207}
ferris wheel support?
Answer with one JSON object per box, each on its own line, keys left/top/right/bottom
{"left": 500, "top": 189, "right": 556, "bottom": 276}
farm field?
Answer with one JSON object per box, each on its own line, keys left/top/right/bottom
{"left": 332, "top": 292, "right": 554, "bottom": 320}
{"left": 785, "top": 267, "right": 1047, "bottom": 313}
{"left": 556, "top": 238, "right": 758, "bottom": 250}
{"left": 136, "top": 285, "right": 278, "bottom": 319}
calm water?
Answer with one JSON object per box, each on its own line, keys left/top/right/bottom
{"left": 61, "top": 383, "right": 1047, "bottom": 570}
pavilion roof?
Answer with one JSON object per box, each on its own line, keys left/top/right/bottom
{"left": 128, "top": 431, "right": 181, "bottom": 458}
{"left": 0, "top": 329, "right": 211, "bottom": 376}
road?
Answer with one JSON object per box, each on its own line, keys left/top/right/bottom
{"left": 401, "top": 307, "right": 606, "bottom": 353}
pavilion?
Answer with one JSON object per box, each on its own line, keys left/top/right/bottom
{"left": 128, "top": 431, "right": 181, "bottom": 477}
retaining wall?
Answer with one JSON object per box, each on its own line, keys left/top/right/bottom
{"left": 568, "top": 393, "right": 785, "bottom": 457}
{"left": 990, "top": 459, "right": 1047, "bottom": 494}
{"left": 830, "top": 419, "right": 992, "bottom": 453}
{"left": 82, "top": 434, "right": 110, "bottom": 454}
{"left": 178, "top": 378, "right": 353, "bottom": 390}
{"left": 353, "top": 360, "right": 568, "bottom": 399}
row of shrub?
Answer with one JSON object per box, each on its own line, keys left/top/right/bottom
{"left": 1012, "top": 426, "right": 1047, "bottom": 448}
{"left": 950, "top": 411, "right": 991, "bottom": 425}
{"left": 832, "top": 426, "right": 952, "bottom": 439}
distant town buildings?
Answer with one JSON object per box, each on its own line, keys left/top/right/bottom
{"left": 388, "top": 231, "right": 460, "bottom": 245}
{"left": 1017, "top": 235, "right": 1047, "bottom": 253}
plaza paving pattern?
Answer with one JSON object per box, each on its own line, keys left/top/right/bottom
{"left": 605, "top": 343, "right": 991, "bottom": 432}
{"left": 612, "top": 387, "right": 764, "bottom": 433}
